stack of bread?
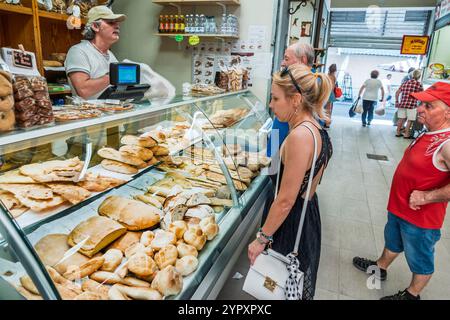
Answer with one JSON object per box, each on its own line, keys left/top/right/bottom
{"left": 202, "top": 107, "right": 249, "bottom": 129}
{"left": 0, "top": 71, "right": 15, "bottom": 132}
{"left": 98, "top": 132, "right": 170, "bottom": 175}
{"left": 17, "top": 185, "right": 220, "bottom": 300}
{"left": 0, "top": 158, "right": 125, "bottom": 218}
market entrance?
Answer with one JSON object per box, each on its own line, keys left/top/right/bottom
{"left": 325, "top": 7, "right": 432, "bottom": 123}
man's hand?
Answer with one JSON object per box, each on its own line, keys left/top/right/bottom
{"left": 409, "top": 190, "right": 429, "bottom": 210}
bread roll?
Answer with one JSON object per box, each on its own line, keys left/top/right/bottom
{"left": 101, "top": 249, "right": 123, "bottom": 272}
{"left": 0, "top": 109, "right": 16, "bottom": 132}
{"left": 151, "top": 265, "right": 183, "bottom": 297}
{"left": 175, "top": 256, "right": 198, "bottom": 276}
{"left": 0, "top": 94, "right": 14, "bottom": 112}
{"left": 98, "top": 147, "right": 145, "bottom": 167}
{"left": 101, "top": 159, "right": 138, "bottom": 175}
{"left": 45, "top": 266, "right": 82, "bottom": 294}
{"left": 124, "top": 242, "right": 146, "bottom": 258}
{"left": 150, "top": 230, "right": 177, "bottom": 251}
{"left": 108, "top": 285, "right": 130, "bottom": 300}
{"left": 114, "top": 284, "right": 162, "bottom": 300}
{"left": 34, "top": 234, "right": 89, "bottom": 274}
{"left": 154, "top": 244, "right": 178, "bottom": 269}
{"left": 128, "top": 253, "right": 158, "bottom": 277}
{"left": 169, "top": 220, "right": 188, "bottom": 240}
{"left": 183, "top": 226, "right": 207, "bottom": 251}
{"left": 16, "top": 286, "right": 42, "bottom": 300}
{"left": 186, "top": 193, "right": 211, "bottom": 207}
{"left": 134, "top": 194, "right": 163, "bottom": 209}
{"left": 199, "top": 216, "right": 219, "bottom": 241}
{"left": 177, "top": 243, "right": 198, "bottom": 258}
{"left": 81, "top": 279, "right": 109, "bottom": 300}
{"left": 98, "top": 196, "right": 161, "bottom": 231}
{"left": 68, "top": 216, "right": 127, "bottom": 258}
{"left": 119, "top": 145, "right": 154, "bottom": 161}
{"left": 150, "top": 145, "right": 170, "bottom": 156}
{"left": 90, "top": 271, "right": 123, "bottom": 284}
{"left": 20, "top": 276, "right": 39, "bottom": 295}
{"left": 121, "top": 277, "right": 151, "bottom": 288}
{"left": 63, "top": 256, "right": 105, "bottom": 280}
{"left": 107, "top": 231, "right": 142, "bottom": 253}
{"left": 73, "top": 291, "right": 102, "bottom": 300}
{"left": 121, "top": 135, "right": 157, "bottom": 148}
{"left": 140, "top": 231, "right": 155, "bottom": 247}
{"left": 55, "top": 283, "right": 79, "bottom": 300}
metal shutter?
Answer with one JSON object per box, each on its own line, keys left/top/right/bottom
{"left": 329, "top": 9, "right": 431, "bottom": 50}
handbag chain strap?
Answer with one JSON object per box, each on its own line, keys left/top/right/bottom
{"left": 275, "top": 123, "right": 318, "bottom": 256}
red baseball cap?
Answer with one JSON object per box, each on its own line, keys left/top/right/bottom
{"left": 411, "top": 82, "right": 450, "bottom": 106}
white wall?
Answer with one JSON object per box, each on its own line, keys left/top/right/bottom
{"left": 288, "top": 1, "right": 315, "bottom": 45}
{"left": 112, "top": 0, "right": 276, "bottom": 105}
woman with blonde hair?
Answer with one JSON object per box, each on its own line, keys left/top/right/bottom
{"left": 248, "top": 63, "right": 333, "bottom": 300}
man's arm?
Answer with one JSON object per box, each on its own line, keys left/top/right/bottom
{"left": 358, "top": 84, "right": 365, "bottom": 98}
{"left": 409, "top": 142, "right": 450, "bottom": 210}
{"left": 68, "top": 72, "right": 110, "bottom": 100}
{"left": 380, "top": 86, "right": 385, "bottom": 101}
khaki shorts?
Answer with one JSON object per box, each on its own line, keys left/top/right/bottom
{"left": 397, "top": 108, "right": 417, "bottom": 121}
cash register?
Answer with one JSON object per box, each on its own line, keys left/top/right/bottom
{"left": 98, "top": 62, "right": 150, "bottom": 102}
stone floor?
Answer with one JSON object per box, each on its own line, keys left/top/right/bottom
{"left": 217, "top": 111, "right": 450, "bottom": 300}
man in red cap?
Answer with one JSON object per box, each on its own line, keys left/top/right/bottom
{"left": 352, "top": 81, "right": 450, "bottom": 300}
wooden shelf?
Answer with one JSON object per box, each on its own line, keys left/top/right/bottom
{"left": 38, "top": 10, "right": 87, "bottom": 24}
{"left": 153, "top": 0, "right": 240, "bottom": 5}
{"left": 0, "top": 3, "right": 33, "bottom": 15}
{"left": 155, "top": 33, "right": 238, "bottom": 39}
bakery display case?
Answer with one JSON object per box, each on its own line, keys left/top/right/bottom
{"left": 0, "top": 89, "right": 273, "bottom": 300}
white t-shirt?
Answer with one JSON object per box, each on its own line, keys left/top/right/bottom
{"left": 362, "top": 78, "right": 383, "bottom": 101}
{"left": 65, "top": 40, "right": 118, "bottom": 100}
{"left": 382, "top": 78, "right": 391, "bottom": 95}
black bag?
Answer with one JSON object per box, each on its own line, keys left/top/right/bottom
{"left": 349, "top": 97, "right": 359, "bottom": 118}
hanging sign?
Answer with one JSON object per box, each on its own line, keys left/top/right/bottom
{"left": 188, "top": 36, "right": 200, "bottom": 46}
{"left": 400, "top": 35, "right": 430, "bottom": 55}
{"left": 175, "top": 35, "right": 184, "bottom": 42}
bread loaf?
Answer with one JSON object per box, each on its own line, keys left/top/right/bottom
{"left": 101, "top": 159, "right": 138, "bottom": 175}
{"left": 175, "top": 255, "right": 198, "bottom": 276}
{"left": 34, "top": 234, "right": 89, "bottom": 274}
{"left": 98, "top": 147, "right": 145, "bottom": 167}
{"left": 119, "top": 145, "right": 153, "bottom": 161}
{"left": 68, "top": 216, "right": 127, "bottom": 257}
{"left": 98, "top": 196, "right": 161, "bottom": 231}
{"left": 121, "top": 135, "right": 157, "bottom": 148}
{"left": 151, "top": 265, "right": 183, "bottom": 297}
{"left": 154, "top": 244, "right": 178, "bottom": 269}
{"left": 134, "top": 194, "right": 163, "bottom": 209}
{"left": 150, "top": 145, "right": 170, "bottom": 156}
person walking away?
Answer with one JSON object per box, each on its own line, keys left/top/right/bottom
{"left": 358, "top": 70, "right": 384, "bottom": 127}
{"left": 395, "top": 69, "right": 423, "bottom": 139}
{"left": 248, "top": 63, "right": 333, "bottom": 300}
{"left": 324, "top": 64, "right": 337, "bottom": 128}
{"left": 353, "top": 82, "right": 450, "bottom": 300}
{"left": 401, "top": 67, "right": 416, "bottom": 85}
{"left": 382, "top": 74, "right": 392, "bottom": 107}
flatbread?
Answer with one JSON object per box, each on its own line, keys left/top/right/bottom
{"left": 19, "top": 157, "right": 83, "bottom": 183}
{"left": 77, "top": 172, "right": 126, "bottom": 192}
{"left": 0, "top": 183, "right": 54, "bottom": 200}
{"left": 0, "top": 170, "right": 38, "bottom": 184}
{"left": 46, "top": 183, "right": 91, "bottom": 205}
{"left": 0, "top": 191, "right": 29, "bottom": 218}
{"left": 14, "top": 194, "right": 66, "bottom": 212}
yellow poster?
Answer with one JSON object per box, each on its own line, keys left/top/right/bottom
{"left": 400, "top": 35, "right": 430, "bottom": 55}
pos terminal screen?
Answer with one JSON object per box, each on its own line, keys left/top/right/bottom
{"left": 109, "top": 63, "right": 140, "bottom": 85}
{"left": 118, "top": 64, "right": 138, "bottom": 84}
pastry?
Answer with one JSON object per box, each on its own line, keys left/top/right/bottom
{"left": 121, "top": 135, "right": 157, "bottom": 148}
{"left": 0, "top": 109, "right": 15, "bottom": 132}
{"left": 45, "top": 183, "right": 91, "bottom": 205}
{"left": 199, "top": 216, "right": 219, "bottom": 241}
{"left": 100, "top": 249, "right": 123, "bottom": 272}
{"left": 177, "top": 243, "right": 198, "bottom": 258}
{"left": 175, "top": 256, "right": 198, "bottom": 276}
{"left": 68, "top": 216, "right": 127, "bottom": 258}
{"left": 151, "top": 265, "right": 183, "bottom": 297}
{"left": 150, "top": 230, "right": 177, "bottom": 251}
{"left": 98, "top": 196, "right": 161, "bottom": 231}
{"left": 154, "top": 244, "right": 178, "bottom": 269}
{"left": 34, "top": 234, "right": 89, "bottom": 274}
{"left": 119, "top": 145, "right": 153, "bottom": 161}
{"left": 101, "top": 159, "right": 138, "bottom": 175}
{"left": 63, "top": 256, "right": 105, "bottom": 281}
{"left": 0, "top": 95, "right": 14, "bottom": 112}
{"left": 98, "top": 147, "right": 145, "bottom": 167}
{"left": 0, "top": 70, "right": 13, "bottom": 97}
{"left": 113, "top": 284, "right": 162, "bottom": 300}
{"left": 107, "top": 231, "right": 142, "bottom": 253}
{"left": 128, "top": 253, "right": 158, "bottom": 277}
{"left": 183, "top": 226, "right": 207, "bottom": 251}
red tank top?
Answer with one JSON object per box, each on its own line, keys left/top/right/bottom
{"left": 387, "top": 128, "right": 450, "bottom": 229}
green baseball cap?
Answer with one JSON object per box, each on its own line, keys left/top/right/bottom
{"left": 87, "top": 5, "right": 126, "bottom": 24}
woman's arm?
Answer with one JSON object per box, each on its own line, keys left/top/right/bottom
{"left": 248, "top": 127, "right": 314, "bottom": 264}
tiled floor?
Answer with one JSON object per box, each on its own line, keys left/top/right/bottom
{"left": 217, "top": 113, "right": 450, "bottom": 300}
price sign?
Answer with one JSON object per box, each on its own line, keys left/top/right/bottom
{"left": 400, "top": 35, "right": 430, "bottom": 55}
{"left": 188, "top": 36, "right": 200, "bottom": 46}
{"left": 12, "top": 50, "right": 33, "bottom": 69}
{"left": 175, "top": 35, "right": 184, "bottom": 42}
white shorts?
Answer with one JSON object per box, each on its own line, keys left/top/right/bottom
{"left": 397, "top": 108, "right": 417, "bottom": 121}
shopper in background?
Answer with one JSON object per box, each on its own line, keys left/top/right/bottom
{"left": 353, "top": 82, "right": 450, "bottom": 300}
{"left": 324, "top": 63, "right": 337, "bottom": 128}
{"left": 395, "top": 69, "right": 424, "bottom": 139}
{"left": 358, "top": 70, "right": 385, "bottom": 127}
{"left": 249, "top": 63, "right": 333, "bottom": 300}
{"left": 401, "top": 67, "right": 416, "bottom": 85}
{"left": 382, "top": 73, "right": 392, "bottom": 106}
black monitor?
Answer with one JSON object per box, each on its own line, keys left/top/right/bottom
{"left": 97, "top": 62, "right": 150, "bottom": 102}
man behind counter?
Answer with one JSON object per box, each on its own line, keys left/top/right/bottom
{"left": 65, "top": 5, "right": 126, "bottom": 100}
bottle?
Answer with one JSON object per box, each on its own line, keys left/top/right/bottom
{"left": 186, "top": 14, "right": 192, "bottom": 33}
{"left": 194, "top": 14, "right": 200, "bottom": 33}
{"left": 221, "top": 14, "right": 227, "bottom": 35}
{"left": 159, "top": 15, "right": 164, "bottom": 33}
{"left": 169, "top": 15, "right": 174, "bottom": 33}
{"left": 180, "top": 15, "right": 185, "bottom": 34}
{"left": 173, "top": 15, "right": 180, "bottom": 33}
{"left": 164, "top": 15, "right": 170, "bottom": 33}
{"left": 199, "top": 14, "right": 206, "bottom": 34}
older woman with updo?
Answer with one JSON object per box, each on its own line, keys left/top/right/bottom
{"left": 248, "top": 63, "right": 333, "bottom": 300}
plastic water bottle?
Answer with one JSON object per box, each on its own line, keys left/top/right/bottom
{"left": 199, "top": 14, "right": 206, "bottom": 33}
{"left": 221, "top": 14, "right": 228, "bottom": 35}
{"left": 185, "top": 14, "right": 191, "bottom": 33}
{"left": 194, "top": 14, "right": 200, "bottom": 33}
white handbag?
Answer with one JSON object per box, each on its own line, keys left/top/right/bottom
{"left": 243, "top": 124, "right": 318, "bottom": 300}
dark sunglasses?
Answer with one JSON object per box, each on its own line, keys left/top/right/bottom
{"left": 280, "top": 66, "right": 302, "bottom": 95}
